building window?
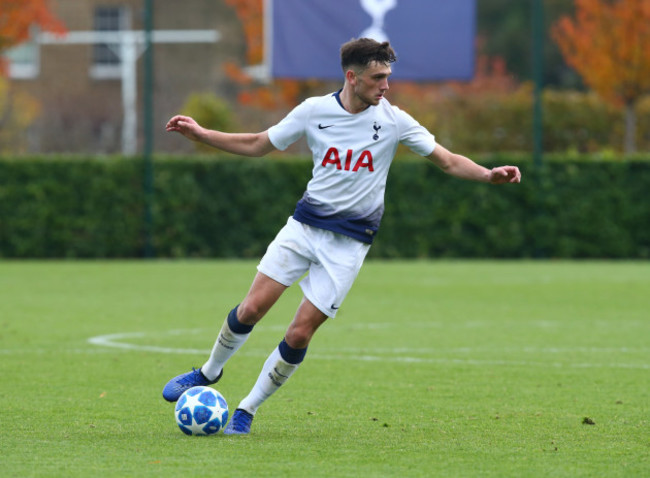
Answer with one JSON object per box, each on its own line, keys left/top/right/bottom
{"left": 7, "top": 33, "right": 40, "bottom": 79}
{"left": 91, "top": 6, "right": 129, "bottom": 78}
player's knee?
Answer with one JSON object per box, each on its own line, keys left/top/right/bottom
{"left": 237, "top": 300, "right": 265, "bottom": 325}
{"left": 285, "top": 325, "right": 314, "bottom": 349}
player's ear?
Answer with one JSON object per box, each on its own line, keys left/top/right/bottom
{"left": 345, "top": 69, "right": 357, "bottom": 85}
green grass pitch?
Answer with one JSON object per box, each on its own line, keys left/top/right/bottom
{"left": 1, "top": 260, "right": 648, "bottom": 477}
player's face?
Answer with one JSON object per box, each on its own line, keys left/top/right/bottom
{"left": 353, "top": 61, "right": 391, "bottom": 106}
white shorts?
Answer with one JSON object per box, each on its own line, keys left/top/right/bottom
{"left": 257, "top": 217, "right": 371, "bottom": 317}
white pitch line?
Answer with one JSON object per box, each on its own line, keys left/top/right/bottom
{"left": 308, "top": 354, "right": 650, "bottom": 370}
{"left": 87, "top": 332, "right": 209, "bottom": 355}
{"left": 83, "top": 330, "right": 650, "bottom": 370}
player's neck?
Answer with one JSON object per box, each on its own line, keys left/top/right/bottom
{"left": 339, "top": 85, "right": 370, "bottom": 114}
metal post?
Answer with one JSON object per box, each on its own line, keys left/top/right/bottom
{"left": 120, "top": 34, "right": 138, "bottom": 155}
{"left": 143, "top": 0, "right": 154, "bottom": 257}
{"left": 531, "top": 0, "right": 546, "bottom": 258}
{"left": 532, "top": 0, "right": 544, "bottom": 166}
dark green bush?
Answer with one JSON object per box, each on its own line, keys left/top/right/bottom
{"left": 0, "top": 157, "right": 145, "bottom": 258}
{"left": 1, "top": 154, "right": 648, "bottom": 259}
{"left": 378, "top": 156, "right": 650, "bottom": 259}
{"left": 151, "top": 156, "right": 311, "bottom": 258}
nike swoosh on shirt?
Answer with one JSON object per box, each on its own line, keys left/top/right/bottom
{"left": 318, "top": 124, "right": 334, "bottom": 129}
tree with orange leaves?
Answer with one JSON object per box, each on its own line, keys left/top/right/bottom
{"left": 0, "top": 0, "right": 64, "bottom": 152}
{"left": 0, "top": 0, "right": 66, "bottom": 74}
{"left": 552, "top": 0, "right": 650, "bottom": 152}
{"left": 223, "top": 0, "right": 305, "bottom": 114}
{"left": 224, "top": 0, "right": 264, "bottom": 65}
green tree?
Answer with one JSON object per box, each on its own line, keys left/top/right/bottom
{"left": 477, "top": 0, "right": 578, "bottom": 87}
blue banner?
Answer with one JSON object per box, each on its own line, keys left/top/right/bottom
{"left": 268, "top": 0, "right": 476, "bottom": 81}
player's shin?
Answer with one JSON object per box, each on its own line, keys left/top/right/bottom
{"left": 201, "top": 305, "right": 253, "bottom": 380}
{"left": 237, "top": 339, "right": 306, "bottom": 415}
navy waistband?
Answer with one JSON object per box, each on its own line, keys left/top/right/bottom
{"left": 292, "top": 200, "right": 378, "bottom": 244}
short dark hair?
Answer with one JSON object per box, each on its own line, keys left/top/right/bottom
{"left": 340, "top": 38, "right": 397, "bottom": 72}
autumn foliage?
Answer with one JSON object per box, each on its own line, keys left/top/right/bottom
{"left": 552, "top": 0, "right": 650, "bottom": 151}
{"left": 223, "top": 0, "right": 264, "bottom": 65}
{"left": 553, "top": 0, "right": 650, "bottom": 106}
{"left": 0, "top": 0, "right": 65, "bottom": 51}
{"left": 0, "top": 0, "right": 65, "bottom": 74}
{"left": 223, "top": 0, "right": 304, "bottom": 112}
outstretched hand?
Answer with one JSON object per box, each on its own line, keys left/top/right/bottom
{"left": 165, "top": 115, "right": 204, "bottom": 142}
{"left": 488, "top": 166, "right": 521, "bottom": 184}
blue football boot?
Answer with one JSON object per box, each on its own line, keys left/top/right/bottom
{"left": 162, "top": 367, "right": 222, "bottom": 402}
{"left": 223, "top": 408, "right": 254, "bottom": 435}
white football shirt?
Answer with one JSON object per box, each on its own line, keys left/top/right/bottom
{"left": 268, "top": 91, "right": 437, "bottom": 244}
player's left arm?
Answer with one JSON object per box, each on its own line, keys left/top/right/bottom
{"left": 426, "top": 144, "right": 521, "bottom": 184}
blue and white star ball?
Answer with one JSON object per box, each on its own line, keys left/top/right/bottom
{"left": 174, "top": 386, "right": 229, "bottom": 436}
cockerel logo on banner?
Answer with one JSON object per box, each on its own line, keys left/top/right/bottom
{"left": 266, "top": 0, "right": 476, "bottom": 81}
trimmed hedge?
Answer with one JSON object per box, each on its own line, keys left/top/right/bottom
{"left": 379, "top": 155, "right": 650, "bottom": 259}
{"left": 0, "top": 155, "right": 649, "bottom": 259}
{"left": 0, "top": 157, "right": 145, "bottom": 258}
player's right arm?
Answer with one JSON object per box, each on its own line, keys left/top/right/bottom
{"left": 166, "top": 115, "right": 276, "bottom": 157}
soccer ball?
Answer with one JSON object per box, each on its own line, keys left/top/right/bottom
{"left": 174, "top": 386, "right": 229, "bottom": 436}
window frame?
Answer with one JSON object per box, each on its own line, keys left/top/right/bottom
{"left": 90, "top": 6, "right": 131, "bottom": 79}
{"left": 6, "top": 28, "right": 40, "bottom": 80}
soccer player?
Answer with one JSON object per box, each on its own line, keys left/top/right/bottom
{"left": 162, "top": 38, "right": 521, "bottom": 435}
